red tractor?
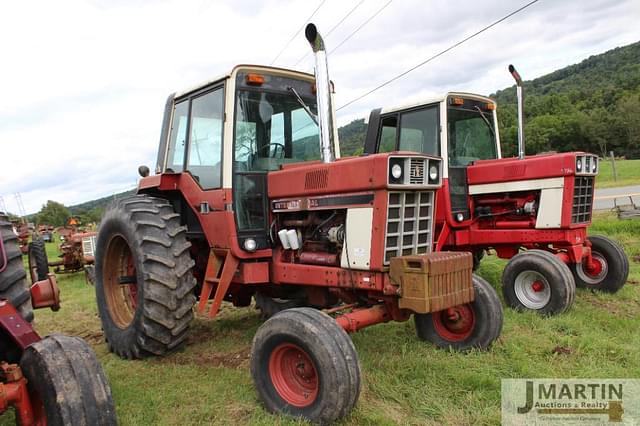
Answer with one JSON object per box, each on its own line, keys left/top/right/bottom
{"left": 362, "top": 65, "right": 628, "bottom": 315}
{"left": 94, "top": 25, "right": 503, "bottom": 423}
{"left": 0, "top": 213, "right": 116, "bottom": 425}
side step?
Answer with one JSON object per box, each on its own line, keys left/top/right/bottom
{"left": 196, "top": 249, "right": 239, "bottom": 319}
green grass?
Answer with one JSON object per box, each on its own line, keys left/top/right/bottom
{"left": 596, "top": 158, "right": 640, "bottom": 188}
{"left": 3, "top": 215, "right": 640, "bottom": 425}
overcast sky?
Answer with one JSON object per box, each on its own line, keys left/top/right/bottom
{"left": 1, "top": 0, "right": 638, "bottom": 214}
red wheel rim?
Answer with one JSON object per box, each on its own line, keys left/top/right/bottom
{"left": 584, "top": 255, "right": 605, "bottom": 278}
{"left": 432, "top": 304, "right": 476, "bottom": 342}
{"left": 268, "top": 343, "right": 319, "bottom": 407}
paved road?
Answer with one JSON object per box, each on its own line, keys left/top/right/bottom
{"left": 594, "top": 185, "right": 640, "bottom": 210}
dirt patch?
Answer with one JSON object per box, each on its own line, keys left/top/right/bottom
{"left": 632, "top": 255, "right": 640, "bottom": 263}
{"left": 551, "top": 346, "right": 572, "bottom": 355}
{"left": 583, "top": 296, "right": 640, "bottom": 318}
{"left": 156, "top": 347, "right": 251, "bottom": 369}
{"left": 76, "top": 330, "right": 105, "bottom": 345}
{"left": 627, "top": 279, "right": 639, "bottom": 285}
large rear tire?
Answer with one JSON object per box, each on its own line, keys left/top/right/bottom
{"left": 251, "top": 308, "right": 361, "bottom": 424}
{"left": 28, "top": 238, "right": 50, "bottom": 283}
{"left": 502, "top": 250, "right": 575, "bottom": 315}
{"left": 0, "top": 214, "right": 33, "bottom": 322}
{"left": 20, "top": 334, "right": 117, "bottom": 426}
{"left": 95, "top": 195, "right": 197, "bottom": 359}
{"left": 414, "top": 275, "right": 503, "bottom": 351}
{"left": 570, "top": 235, "right": 628, "bottom": 293}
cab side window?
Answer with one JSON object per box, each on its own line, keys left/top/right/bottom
{"left": 166, "top": 101, "right": 189, "bottom": 172}
{"left": 377, "top": 105, "right": 439, "bottom": 156}
{"left": 398, "top": 107, "right": 439, "bottom": 156}
{"left": 187, "top": 89, "right": 224, "bottom": 189}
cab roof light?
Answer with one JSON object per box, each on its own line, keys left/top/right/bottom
{"left": 450, "top": 97, "right": 464, "bottom": 106}
{"left": 484, "top": 102, "right": 496, "bottom": 111}
{"left": 246, "top": 73, "right": 265, "bottom": 85}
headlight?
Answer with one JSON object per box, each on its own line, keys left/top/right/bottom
{"left": 576, "top": 157, "right": 582, "bottom": 172}
{"left": 429, "top": 165, "right": 438, "bottom": 181}
{"left": 243, "top": 238, "right": 257, "bottom": 252}
{"left": 592, "top": 158, "right": 597, "bottom": 173}
{"left": 391, "top": 164, "right": 403, "bottom": 179}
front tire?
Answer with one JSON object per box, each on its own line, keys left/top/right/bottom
{"left": 251, "top": 308, "right": 361, "bottom": 424}
{"left": 20, "top": 334, "right": 117, "bottom": 426}
{"left": 95, "top": 195, "right": 197, "bottom": 359}
{"left": 414, "top": 275, "right": 503, "bottom": 351}
{"left": 502, "top": 250, "right": 575, "bottom": 315}
{"left": 570, "top": 235, "right": 628, "bottom": 293}
{"left": 28, "top": 238, "right": 50, "bottom": 283}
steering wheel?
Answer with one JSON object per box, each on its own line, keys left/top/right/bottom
{"left": 257, "top": 143, "right": 285, "bottom": 158}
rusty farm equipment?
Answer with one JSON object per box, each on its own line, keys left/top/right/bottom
{"left": 363, "top": 65, "right": 628, "bottom": 316}
{"left": 93, "top": 24, "right": 503, "bottom": 423}
{"left": 0, "top": 213, "right": 116, "bottom": 425}
{"left": 28, "top": 230, "right": 97, "bottom": 286}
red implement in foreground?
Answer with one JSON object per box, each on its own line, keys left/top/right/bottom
{"left": 0, "top": 213, "right": 116, "bottom": 425}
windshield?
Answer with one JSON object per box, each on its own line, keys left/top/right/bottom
{"left": 234, "top": 89, "right": 320, "bottom": 172}
{"left": 447, "top": 106, "right": 498, "bottom": 166}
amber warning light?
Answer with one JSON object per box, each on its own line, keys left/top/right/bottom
{"left": 451, "top": 97, "right": 464, "bottom": 106}
{"left": 246, "top": 73, "right": 265, "bottom": 85}
{"left": 484, "top": 103, "right": 496, "bottom": 111}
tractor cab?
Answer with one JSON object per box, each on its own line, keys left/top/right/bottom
{"left": 154, "top": 65, "right": 340, "bottom": 252}
{"left": 363, "top": 93, "right": 501, "bottom": 223}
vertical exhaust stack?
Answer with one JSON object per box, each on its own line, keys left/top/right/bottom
{"left": 509, "top": 64, "right": 525, "bottom": 160}
{"left": 305, "top": 23, "right": 335, "bottom": 163}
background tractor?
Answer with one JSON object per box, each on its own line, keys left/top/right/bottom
{"left": 0, "top": 213, "right": 116, "bottom": 425}
{"left": 94, "top": 24, "right": 503, "bottom": 424}
{"left": 362, "top": 65, "right": 628, "bottom": 315}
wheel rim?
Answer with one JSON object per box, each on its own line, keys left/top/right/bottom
{"left": 268, "top": 343, "right": 319, "bottom": 407}
{"left": 102, "top": 235, "right": 138, "bottom": 329}
{"left": 432, "top": 304, "right": 476, "bottom": 342}
{"left": 578, "top": 252, "right": 608, "bottom": 285}
{"left": 514, "top": 271, "right": 551, "bottom": 309}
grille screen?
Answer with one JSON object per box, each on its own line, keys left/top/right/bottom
{"left": 409, "top": 158, "right": 425, "bottom": 184}
{"left": 384, "top": 191, "right": 434, "bottom": 264}
{"left": 82, "top": 235, "right": 97, "bottom": 257}
{"left": 572, "top": 176, "right": 594, "bottom": 224}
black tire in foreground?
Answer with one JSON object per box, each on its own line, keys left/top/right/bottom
{"left": 95, "top": 195, "right": 197, "bottom": 359}
{"left": 570, "top": 235, "right": 628, "bottom": 293}
{"left": 20, "top": 334, "right": 117, "bottom": 426}
{"left": 414, "top": 275, "right": 503, "bottom": 351}
{"left": 502, "top": 250, "right": 575, "bottom": 316}
{"left": 28, "top": 238, "right": 50, "bottom": 283}
{"left": 251, "top": 308, "right": 361, "bottom": 424}
{"left": 0, "top": 214, "right": 33, "bottom": 322}
{"left": 255, "top": 292, "right": 308, "bottom": 319}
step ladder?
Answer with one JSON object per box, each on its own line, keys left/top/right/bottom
{"left": 196, "top": 249, "right": 239, "bottom": 319}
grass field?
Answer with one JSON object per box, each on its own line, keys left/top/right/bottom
{"left": 2, "top": 212, "right": 639, "bottom": 425}
{"left": 596, "top": 158, "right": 640, "bottom": 188}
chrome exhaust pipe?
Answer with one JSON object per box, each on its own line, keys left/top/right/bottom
{"left": 305, "top": 23, "right": 335, "bottom": 163}
{"left": 509, "top": 64, "right": 525, "bottom": 160}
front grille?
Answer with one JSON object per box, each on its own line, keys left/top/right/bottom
{"left": 384, "top": 191, "right": 434, "bottom": 264}
{"left": 572, "top": 176, "right": 594, "bottom": 224}
{"left": 82, "top": 235, "right": 97, "bottom": 257}
{"left": 409, "top": 158, "right": 425, "bottom": 184}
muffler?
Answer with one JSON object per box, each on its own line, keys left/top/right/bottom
{"left": 509, "top": 64, "right": 525, "bottom": 160}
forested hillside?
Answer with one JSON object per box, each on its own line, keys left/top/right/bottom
{"left": 494, "top": 41, "right": 640, "bottom": 158}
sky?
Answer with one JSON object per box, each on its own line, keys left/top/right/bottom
{"left": 1, "top": 0, "right": 638, "bottom": 215}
